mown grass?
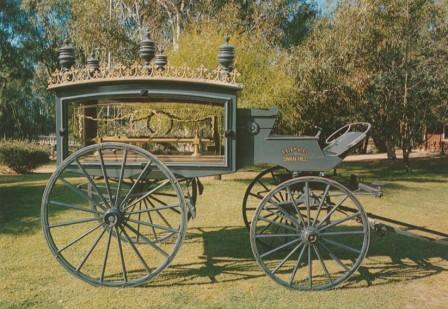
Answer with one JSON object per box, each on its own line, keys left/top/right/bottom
{"left": 0, "top": 157, "right": 447, "bottom": 308}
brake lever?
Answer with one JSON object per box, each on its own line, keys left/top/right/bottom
{"left": 314, "top": 126, "right": 322, "bottom": 138}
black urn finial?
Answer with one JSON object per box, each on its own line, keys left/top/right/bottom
{"left": 87, "top": 51, "right": 99, "bottom": 72}
{"left": 218, "top": 36, "right": 235, "bottom": 73}
{"left": 154, "top": 48, "right": 167, "bottom": 70}
{"left": 58, "top": 38, "right": 75, "bottom": 70}
{"left": 139, "top": 28, "right": 155, "bottom": 66}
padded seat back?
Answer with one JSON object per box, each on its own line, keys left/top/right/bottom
{"left": 323, "top": 132, "right": 365, "bottom": 157}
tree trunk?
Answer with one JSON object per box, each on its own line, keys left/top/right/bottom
{"left": 385, "top": 138, "right": 396, "bottom": 160}
{"left": 402, "top": 147, "right": 411, "bottom": 172}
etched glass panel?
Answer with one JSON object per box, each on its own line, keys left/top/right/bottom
{"left": 67, "top": 98, "right": 226, "bottom": 165}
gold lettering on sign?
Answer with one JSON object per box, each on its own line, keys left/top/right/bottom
{"left": 282, "top": 146, "right": 308, "bottom": 162}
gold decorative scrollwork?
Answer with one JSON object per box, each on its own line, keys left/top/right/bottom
{"left": 48, "top": 62, "right": 241, "bottom": 89}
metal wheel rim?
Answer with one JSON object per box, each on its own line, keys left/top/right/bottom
{"left": 250, "top": 176, "right": 370, "bottom": 290}
{"left": 41, "top": 143, "right": 187, "bottom": 287}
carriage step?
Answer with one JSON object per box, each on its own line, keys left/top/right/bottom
{"left": 337, "top": 174, "right": 383, "bottom": 197}
{"left": 356, "top": 182, "right": 383, "bottom": 198}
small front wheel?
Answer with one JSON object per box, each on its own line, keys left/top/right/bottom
{"left": 250, "top": 176, "right": 370, "bottom": 290}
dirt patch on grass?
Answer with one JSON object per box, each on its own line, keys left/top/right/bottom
{"left": 0, "top": 165, "right": 17, "bottom": 175}
{"left": 403, "top": 271, "right": 448, "bottom": 308}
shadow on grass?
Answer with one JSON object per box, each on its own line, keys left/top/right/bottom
{"left": 0, "top": 174, "right": 51, "bottom": 235}
{"left": 338, "top": 156, "right": 448, "bottom": 183}
{"left": 152, "top": 226, "right": 448, "bottom": 289}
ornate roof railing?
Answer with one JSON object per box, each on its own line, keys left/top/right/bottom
{"left": 49, "top": 29, "right": 241, "bottom": 89}
{"left": 48, "top": 63, "right": 241, "bottom": 89}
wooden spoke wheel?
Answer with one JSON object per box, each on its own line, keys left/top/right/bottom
{"left": 41, "top": 143, "right": 188, "bottom": 287}
{"left": 250, "top": 176, "right": 370, "bottom": 290}
{"left": 242, "top": 166, "right": 292, "bottom": 230}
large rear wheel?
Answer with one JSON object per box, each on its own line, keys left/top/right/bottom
{"left": 41, "top": 143, "right": 187, "bottom": 287}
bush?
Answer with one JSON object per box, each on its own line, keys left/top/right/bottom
{"left": 0, "top": 140, "right": 50, "bottom": 173}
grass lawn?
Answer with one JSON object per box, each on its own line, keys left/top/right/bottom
{"left": 0, "top": 157, "right": 447, "bottom": 308}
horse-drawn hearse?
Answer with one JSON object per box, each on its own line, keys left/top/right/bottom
{"left": 41, "top": 31, "right": 447, "bottom": 290}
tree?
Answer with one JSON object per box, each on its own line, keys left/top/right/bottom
{"left": 0, "top": 0, "right": 43, "bottom": 138}
{"left": 289, "top": 0, "right": 448, "bottom": 166}
{"left": 168, "top": 18, "right": 295, "bottom": 113}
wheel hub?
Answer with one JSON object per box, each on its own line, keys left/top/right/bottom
{"left": 301, "top": 227, "right": 319, "bottom": 244}
{"left": 103, "top": 208, "right": 124, "bottom": 227}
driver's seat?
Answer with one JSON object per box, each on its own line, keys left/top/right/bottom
{"left": 323, "top": 131, "right": 367, "bottom": 157}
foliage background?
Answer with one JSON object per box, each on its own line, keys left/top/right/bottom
{"left": 0, "top": 0, "right": 447, "bottom": 164}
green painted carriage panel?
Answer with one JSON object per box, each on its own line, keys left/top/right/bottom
{"left": 236, "top": 108, "right": 341, "bottom": 172}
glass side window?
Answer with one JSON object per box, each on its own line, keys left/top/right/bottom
{"left": 67, "top": 98, "right": 226, "bottom": 165}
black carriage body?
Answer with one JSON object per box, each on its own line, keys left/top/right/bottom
{"left": 53, "top": 79, "right": 240, "bottom": 178}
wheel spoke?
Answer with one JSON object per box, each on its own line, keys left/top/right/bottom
{"left": 114, "top": 148, "right": 128, "bottom": 208}
{"left": 148, "top": 194, "right": 181, "bottom": 214}
{"left": 119, "top": 161, "right": 152, "bottom": 209}
{"left": 124, "top": 223, "right": 169, "bottom": 257}
{"left": 305, "top": 182, "right": 310, "bottom": 226}
{"left": 318, "top": 212, "right": 361, "bottom": 232}
{"left": 48, "top": 217, "right": 99, "bottom": 228}
{"left": 316, "top": 195, "right": 349, "bottom": 229}
{"left": 249, "top": 192, "right": 264, "bottom": 200}
{"left": 122, "top": 179, "right": 170, "bottom": 211}
{"left": 49, "top": 200, "right": 100, "bottom": 214}
{"left": 258, "top": 179, "right": 281, "bottom": 203}
{"left": 119, "top": 226, "right": 151, "bottom": 273}
{"left": 115, "top": 226, "right": 128, "bottom": 283}
{"left": 75, "top": 159, "right": 110, "bottom": 208}
{"left": 260, "top": 238, "right": 300, "bottom": 258}
{"left": 320, "top": 230, "right": 364, "bottom": 236}
{"left": 60, "top": 178, "right": 107, "bottom": 211}
{"left": 152, "top": 192, "right": 178, "bottom": 198}
{"left": 312, "top": 184, "right": 330, "bottom": 226}
{"left": 267, "top": 200, "right": 301, "bottom": 228}
{"left": 144, "top": 198, "right": 173, "bottom": 228}
{"left": 124, "top": 204, "right": 180, "bottom": 215}
{"left": 321, "top": 238, "right": 361, "bottom": 254}
{"left": 98, "top": 149, "right": 113, "bottom": 206}
{"left": 272, "top": 241, "right": 304, "bottom": 274}
{"left": 100, "top": 227, "right": 113, "bottom": 282}
{"left": 308, "top": 244, "right": 312, "bottom": 289}
{"left": 257, "top": 216, "right": 298, "bottom": 233}
{"left": 258, "top": 215, "right": 279, "bottom": 235}
{"left": 264, "top": 206, "right": 300, "bottom": 229}
{"left": 127, "top": 218, "right": 177, "bottom": 233}
{"left": 57, "top": 223, "right": 104, "bottom": 253}
{"left": 289, "top": 243, "right": 307, "bottom": 285}
{"left": 286, "top": 186, "right": 306, "bottom": 226}
{"left": 142, "top": 200, "right": 158, "bottom": 241}
{"left": 318, "top": 242, "right": 350, "bottom": 272}
{"left": 256, "top": 233, "right": 300, "bottom": 238}
{"left": 312, "top": 244, "right": 333, "bottom": 283}
{"left": 76, "top": 227, "right": 107, "bottom": 272}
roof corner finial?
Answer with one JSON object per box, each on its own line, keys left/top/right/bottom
{"left": 218, "top": 35, "right": 235, "bottom": 76}
{"left": 155, "top": 46, "right": 167, "bottom": 71}
{"left": 139, "top": 27, "right": 155, "bottom": 66}
{"left": 87, "top": 50, "right": 99, "bottom": 73}
{"left": 58, "top": 38, "right": 75, "bottom": 70}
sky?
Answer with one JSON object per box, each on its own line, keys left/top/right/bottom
{"left": 316, "top": 0, "right": 338, "bottom": 15}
